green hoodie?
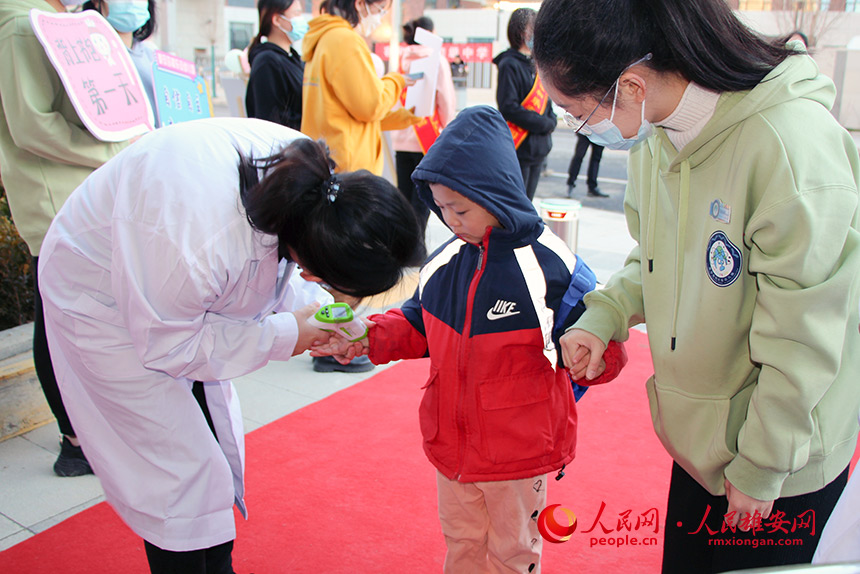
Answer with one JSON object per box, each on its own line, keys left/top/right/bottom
{"left": 0, "top": 0, "right": 127, "bottom": 255}
{"left": 575, "top": 53, "right": 860, "bottom": 501}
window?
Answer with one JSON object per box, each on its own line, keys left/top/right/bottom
{"left": 229, "top": 22, "right": 254, "bottom": 51}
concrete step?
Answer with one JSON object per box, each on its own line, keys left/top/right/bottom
{"left": 0, "top": 323, "right": 53, "bottom": 442}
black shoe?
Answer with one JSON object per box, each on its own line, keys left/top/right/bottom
{"left": 587, "top": 187, "right": 609, "bottom": 198}
{"left": 566, "top": 185, "right": 575, "bottom": 198}
{"left": 312, "top": 355, "right": 375, "bottom": 374}
{"left": 53, "top": 436, "right": 94, "bottom": 477}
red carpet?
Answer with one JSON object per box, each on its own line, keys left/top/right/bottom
{"left": 1, "top": 330, "right": 857, "bottom": 573}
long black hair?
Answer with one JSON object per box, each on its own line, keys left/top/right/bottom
{"left": 238, "top": 139, "right": 425, "bottom": 298}
{"left": 250, "top": 0, "right": 297, "bottom": 50}
{"left": 507, "top": 7, "right": 535, "bottom": 51}
{"left": 533, "top": 0, "right": 802, "bottom": 100}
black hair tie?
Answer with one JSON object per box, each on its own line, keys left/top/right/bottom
{"left": 322, "top": 175, "right": 340, "bottom": 203}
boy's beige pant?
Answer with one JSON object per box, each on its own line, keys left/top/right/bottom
{"left": 436, "top": 471, "right": 547, "bottom": 574}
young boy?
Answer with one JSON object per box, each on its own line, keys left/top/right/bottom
{"left": 314, "top": 105, "right": 626, "bottom": 572}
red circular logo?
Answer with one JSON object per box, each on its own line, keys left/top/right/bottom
{"left": 537, "top": 504, "right": 577, "bottom": 544}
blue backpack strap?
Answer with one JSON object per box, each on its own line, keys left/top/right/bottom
{"left": 555, "top": 257, "right": 597, "bottom": 402}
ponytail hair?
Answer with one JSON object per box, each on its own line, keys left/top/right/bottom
{"left": 238, "top": 139, "right": 425, "bottom": 298}
{"left": 250, "top": 0, "right": 296, "bottom": 50}
{"left": 533, "top": 0, "right": 802, "bottom": 100}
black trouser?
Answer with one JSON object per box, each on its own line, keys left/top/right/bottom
{"left": 395, "top": 151, "right": 430, "bottom": 240}
{"left": 567, "top": 133, "right": 604, "bottom": 190}
{"left": 144, "top": 540, "right": 235, "bottom": 574}
{"left": 662, "top": 461, "right": 848, "bottom": 574}
{"left": 143, "top": 382, "right": 234, "bottom": 574}
{"left": 519, "top": 157, "right": 543, "bottom": 201}
{"left": 32, "top": 256, "right": 75, "bottom": 437}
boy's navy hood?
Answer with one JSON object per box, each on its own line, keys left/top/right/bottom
{"left": 412, "top": 105, "right": 543, "bottom": 241}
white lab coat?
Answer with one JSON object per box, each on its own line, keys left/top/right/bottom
{"left": 39, "top": 118, "right": 332, "bottom": 551}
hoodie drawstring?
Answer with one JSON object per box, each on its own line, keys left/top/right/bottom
{"left": 670, "top": 159, "right": 691, "bottom": 351}
{"left": 646, "top": 141, "right": 661, "bottom": 273}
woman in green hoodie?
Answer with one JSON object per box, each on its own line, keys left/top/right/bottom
{"left": 0, "top": 0, "right": 129, "bottom": 477}
{"left": 532, "top": 0, "right": 860, "bottom": 572}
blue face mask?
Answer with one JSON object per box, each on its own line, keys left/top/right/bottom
{"left": 278, "top": 14, "right": 309, "bottom": 43}
{"left": 584, "top": 82, "right": 653, "bottom": 151}
{"left": 105, "top": 0, "right": 150, "bottom": 33}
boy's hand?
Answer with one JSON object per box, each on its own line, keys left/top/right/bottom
{"left": 560, "top": 328, "right": 606, "bottom": 380}
{"left": 292, "top": 302, "right": 326, "bottom": 356}
{"left": 569, "top": 356, "right": 606, "bottom": 382}
{"left": 310, "top": 319, "right": 374, "bottom": 364}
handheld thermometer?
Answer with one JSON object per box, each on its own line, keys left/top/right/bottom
{"left": 307, "top": 302, "right": 368, "bottom": 342}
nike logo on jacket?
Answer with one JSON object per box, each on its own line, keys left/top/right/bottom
{"left": 487, "top": 299, "right": 521, "bottom": 320}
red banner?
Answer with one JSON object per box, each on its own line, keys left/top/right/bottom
{"left": 374, "top": 42, "right": 493, "bottom": 63}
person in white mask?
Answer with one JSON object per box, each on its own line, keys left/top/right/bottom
{"left": 301, "top": 0, "right": 419, "bottom": 373}
{"left": 534, "top": 0, "right": 860, "bottom": 572}
{"left": 245, "top": 0, "right": 308, "bottom": 130}
{"left": 301, "top": 0, "right": 418, "bottom": 176}
{"left": 0, "top": 0, "right": 130, "bottom": 478}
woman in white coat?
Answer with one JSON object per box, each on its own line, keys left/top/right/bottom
{"left": 38, "top": 117, "right": 423, "bottom": 573}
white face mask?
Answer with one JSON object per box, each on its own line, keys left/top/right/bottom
{"left": 355, "top": 2, "right": 385, "bottom": 37}
{"left": 584, "top": 81, "right": 653, "bottom": 151}
{"left": 277, "top": 14, "right": 309, "bottom": 43}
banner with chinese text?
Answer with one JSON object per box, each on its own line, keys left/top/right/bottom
{"left": 374, "top": 42, "right": 493, "bottom": 64}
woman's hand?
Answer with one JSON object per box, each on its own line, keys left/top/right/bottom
{"left": 292, "top": 302, "right": 326, "bottom": 356}
{"left": 724, "top": 479, "right": 774, "bottom": 531}
{"left": 560, "top": 328, "right": 607, "bottom": 380}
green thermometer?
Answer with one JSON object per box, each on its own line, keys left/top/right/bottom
{"left": 307, "top": 302, "right": 368, "bottom": 342}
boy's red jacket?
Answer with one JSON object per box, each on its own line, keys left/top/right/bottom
{"left": 367, "top": 106, "right": 626, "bottom": 482}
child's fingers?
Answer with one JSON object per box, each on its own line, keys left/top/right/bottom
{"left": 585, "top": 349, "right": 605, "bottom": 380}
{"left": 571, "top": 345, "right": 590, "bottom": 365}
{"left": 569, "top": 362, "right": 588, "bottom": 381}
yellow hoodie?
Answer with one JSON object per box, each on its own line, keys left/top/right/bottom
{"left": 301, "top": 14, "right": 406, "bottom": 175}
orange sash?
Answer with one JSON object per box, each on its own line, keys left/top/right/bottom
{"left": 399, "top": 90, "right": 443, "bottom": 155}
{"left": 508, "top": 73, "right": 549, "bottom": 150}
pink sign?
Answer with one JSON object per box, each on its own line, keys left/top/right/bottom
{"left": 155, "top": 50, "right": 197, "bottom": 79}
{"left": 30, "top": 9, "right": 154, "bottom": 142}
